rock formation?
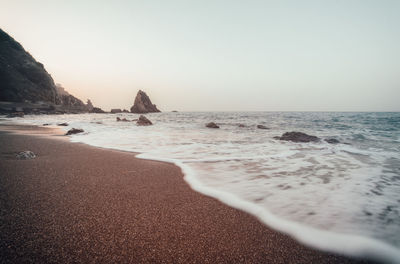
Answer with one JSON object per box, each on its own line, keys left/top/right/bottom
{"left": 66, "top": 128, "right": 84, "bottom": 135}
{"left": 206, "top": 122, "right": 219, "bottom": 129}
{"left": 111, "top": 109, "right": 122, "bottom": 113}
{"left": 257, "top": 125, "right": 269, "bottom": 129}
{"left": 130, "top": 90, "right": 160, "bottom": 113}
{"left": 86, "top": 99, "right": 94, "bottom": 112}
{"left": 136, "top": 115, "right": 153, "bottom": 126}
{"left": 16, "top": 150, "right": 36, "bottom": 160}
{"left": 275, "top": 132, "right": 320, "bottom": 143}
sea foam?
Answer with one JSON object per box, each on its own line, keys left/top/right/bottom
{"left": 5, "top": 111, "right": 400, "bottom": 263}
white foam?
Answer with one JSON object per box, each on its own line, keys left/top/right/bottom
{"left": 4, "top": 112, "right": 400, "bottom": 263}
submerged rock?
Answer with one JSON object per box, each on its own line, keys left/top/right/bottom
{"left": 238, "top": 124, "right": 246, "bottom": 128}
{"left": 65, "top": 128, "right": 84, "bottom": 135}
{"left": 57, "top": 123, "right": 69, "bottom": 126}
{"left": 16, "top": 150, "right": 36, "bottom": 160}
{"left": 325, "top": 138, "right": 340, "bottom": 144}
{"left": 136, "top": 115, "right": 153, "bottom": 126}
{"left": 206, "top": 122, "right": 219, "bottom": 129}
{"left": 130, "top": 90, "right": 160, "bottom": 113}
{"left": 257, "top": 125, "right": 269, "bottom": 129}
{"left": 276, "top": 132, "right": 320, "bottom": 143}
{"left": 116, "top": 117, "right": 129, "bottom": 122}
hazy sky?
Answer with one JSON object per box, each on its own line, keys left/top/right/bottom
{"left": 1, "top": 0, "right": 399, "bottom": 111}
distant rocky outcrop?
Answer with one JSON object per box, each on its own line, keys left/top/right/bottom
{"left": 206, "top": 122, "right": 219, "bottom": 129}
{"left": 275, "top": 132, "right": 320, "bottom": 143}
{"left": 130, "top": 90, "right": 160, "bottom": 113}
{"left": 90, "top": 107, "right": 105, "bottom": 113}
{"left": 111, "top": 109, "right": 122, "bottom": 114}
{"left": 55, "top": 84, "right": 88, "bottom": 112}
{"left": 136, "top": 115, "right": 153, "bottom": 126}
{"left": 86, "top": 99, "right": 94, "bottom": 112}
{"left": 257, "top": 125, "right": 269, "bottom": 129}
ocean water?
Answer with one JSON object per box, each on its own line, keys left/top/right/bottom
{"left": 4, "top": 112, "right": 400, "bottom": 262}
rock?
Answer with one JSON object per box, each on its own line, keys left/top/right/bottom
{"left": 116, "top": 117, "right": 129, "bottom": 122}
{"left": 111, "top": 109, "right": 122, "bottom": 114}
{"left": 86, "top": 99, "right": 94, "bottom": 112}
{"left": 55, "top": 84, "right": 88, "bottom": 112}
{"left": 57, "top": 122, "right": 69, "bottom": 126}
{"left": 257, "top": 125, "right": 269, "bottom": 129}
{"left": 136, "top": 115, "right": 153, "bottom": 126}
{"left": 238, "top": 124, "right": 246, "bottom": 128}
{"left": 90, "top": 107, "right": 105, "bottom": 113}
{"left": 122, "top": 109, "right": 130, "bottom": 113}
{"left": 116, "top": 117, "right": 121, "bottom": 121}
{"left": 276, "top": 132, "right": 320, "bottom": 143}
{"left": 6, "top": 112, "right": 24, "bottom": 118}
{"left": 325, "top": 138, "right": 340, "bottom": 144}
{"left": 172, "top": 110, "right": 178, "bottom": 112}
{"left": 130, "top": 90, "right": 160, "bottom": 113}
{"left": 16, "top": 150, "right": 36, "bottom": 160}
{"left": 206, "top": 122, "right": 219, "bottom": 129}
{"left": 65, "top": 128, "right": 84, "bottom": 135}
{"left": 42, "top": 123, "right": 50, "bottom": 126}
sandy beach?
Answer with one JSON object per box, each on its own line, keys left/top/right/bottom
{"left": 0, "top": 124, "right": 374, "bottom": 263}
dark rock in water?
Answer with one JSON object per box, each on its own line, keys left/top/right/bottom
{"left": 130, "top": 90, "right": 160, "bottom": 113}
{"left": 65, "top": 128, "right": 84, "bottom": 135}
{"left": 325, "top": 138, "right": 340, "bottom": 144}
{"left": 172, "top": 110, "right": 178, "bottom": 112}
{"left": 116, "top": 117, "right": 129, "bottom": 122}
{"left": 257, "top": 125, "right": 269, "bottom": 129}
{"left": 90, "top": 107, "right": 105, "bottom": 113}
{"left": 42, "top": 123, "right": 50, "bottom": 126}
{"left": 136, "top": 115, "right": 153, "bottom": 126}
{"left": 122, "top": 109, "right": 129, "bottom": 113}
{"left": 6, "top": 112, "right": 24, "bottom": 118}
{"left": 238, "top": 124, "right": 246, "bottom": 128}
{"left": 206, "top": 122, "right": 219, "bottom": 129}
{"left": 111, "top": 109, "right": 122, "bottom": 114}
{"left": 57, "top": 123, "right": 68, "bottom": 126}
{"left": 16, "top": 150, "right": 36, "bottom": 160}
{"left": 276, "top": 132, "right": 320, "bottom": 143}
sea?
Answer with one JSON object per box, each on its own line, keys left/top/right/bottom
{"left": 4, "top": 111, "right": 400, "bottom": 262}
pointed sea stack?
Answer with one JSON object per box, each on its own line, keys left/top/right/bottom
{"left": 130, "top": 90, "right": 160, "bottom": 114}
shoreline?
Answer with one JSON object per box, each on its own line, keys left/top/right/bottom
{"left": 0, "top": 124, "right": 374, "bottom": 263}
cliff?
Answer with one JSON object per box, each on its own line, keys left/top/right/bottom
{"left": 0, "top": 28, "right": 102, "bottom": 114}
{"left": 0, "top": 28, "right": 58, "bottom": 103}
{"left": 130, "top": 90, "right": 160, "bottom": 113}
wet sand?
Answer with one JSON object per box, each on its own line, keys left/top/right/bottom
{"left": 0, "top": 124, "right": 374, "bottom": 263}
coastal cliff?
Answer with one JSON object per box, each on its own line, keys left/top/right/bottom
{"left": 0, "top": 28, "right": 98, "bottom": 114}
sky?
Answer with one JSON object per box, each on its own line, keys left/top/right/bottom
{"left": 1, "top": 0, "right": 399, "bottom": 111}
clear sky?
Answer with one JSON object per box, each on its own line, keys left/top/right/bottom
{"left": 1, "top": 0, "right": 399, "bottom": 111}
